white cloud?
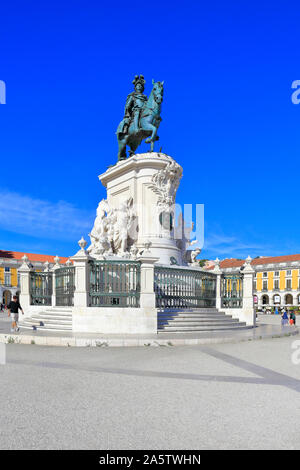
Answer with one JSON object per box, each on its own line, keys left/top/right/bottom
{"left": 0, "top": 190, "right": 94, "bottom": 241}
{"left": 203, "top": 232, "right": 270, "bottom": 258}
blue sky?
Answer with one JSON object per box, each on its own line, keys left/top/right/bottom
{"left": 0, "top": 0, "right": 299, "bottom": 260}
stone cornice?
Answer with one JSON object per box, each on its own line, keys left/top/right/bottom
{"left": 99, "top": 153, "right": 183, "bottom": 188}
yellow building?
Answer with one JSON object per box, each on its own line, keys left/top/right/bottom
{"left": 211, "top": 254, "right": 300, "bottom": 309}
{"left": 0, "top": 250, "right": 69, "bottom": 305}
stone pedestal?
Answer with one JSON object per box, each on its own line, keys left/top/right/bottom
{"left": 98, "top": 153, "right": 183, "bottom": 265}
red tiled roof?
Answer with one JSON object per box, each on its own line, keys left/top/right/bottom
{"left": 205, "top": 259, "right": 244, "bottom": 270}
{"left": 219, "top": 259, "right": 245, "bottom": 268}
{"left": 206, "top": 254, "right": 300, "bottom": 270}
{"left": 251, "top": 254, "right": 300, "bottom": 265}
{"left": 0, "top": 250, "right": 69, "bottom": 264}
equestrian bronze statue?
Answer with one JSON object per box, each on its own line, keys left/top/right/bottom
{"left": 116, "top": 75, "right": 164, "bottom": 161}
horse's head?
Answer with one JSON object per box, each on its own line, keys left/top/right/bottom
{"left": 152, "top": 79, "right": 164, "bottom": 104}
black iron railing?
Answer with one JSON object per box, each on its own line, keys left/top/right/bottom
{"left": 89, "top": 260, "right": 140, "bottom": 307}
{"left": 221, "top": 274, "right": 243, "bottom": 308}
{"left": 30, "top": 272, "right": 53, "bottom": 306}
{"left": 154, "top": 266, "right": 216, "bottom": 309}
{"left": 55, "top": 266, "right": 75, "bottom": 307}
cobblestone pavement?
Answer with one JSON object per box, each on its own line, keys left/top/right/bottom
{"left": 0, "top": 332, "right": 300, "bottom": 449}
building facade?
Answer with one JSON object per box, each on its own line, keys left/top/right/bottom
{"left": 205, "top": 254, "right": 300, "bottom": 309}
{"left": 0, "top": 250, "right": 69, "bottom": 305}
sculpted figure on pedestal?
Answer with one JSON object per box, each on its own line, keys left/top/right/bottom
{"left": 116, "top": 75, "right": 164, "bottom": 161}
{"left": 175, "top": 215, "right": 201, "bottom": 265}
{"left": 88, "top": 199, "right": 111, "bottom": 257}
{"left": 129, "top": 243, "right": 139, "bottom": 259}
{"left": 148, "top": 160, "right": 182, "bottom": 211}
{"left": 87, "top": 197, "right": 136, "bottom": 258}
{"left": 112, "top": 197, "right": 135, "bottom": 256}
{"left": 190, "top": 247, "right": 202, "bottom": 266}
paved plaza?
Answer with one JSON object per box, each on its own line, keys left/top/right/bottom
{"left": 0, "top": 318, "right": 300, "bottom": 450}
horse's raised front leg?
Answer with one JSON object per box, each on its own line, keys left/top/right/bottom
{"left": 142, "top": 118, "right": 158, "bottom": 150}
{"left": 144, "top": 125, "right": 157, "bottom": 144}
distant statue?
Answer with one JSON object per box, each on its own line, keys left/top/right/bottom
{"left": 116, "top": 75, "right": 164, "bottom": 161}
{"left": 190, "top": 248, "right": 202, "bottom": 266}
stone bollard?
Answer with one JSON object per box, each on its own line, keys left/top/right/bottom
{"left": 50, "top": 255, "right": 61, "bottom": 307}
{"left": 213, "top": 257, "right": 222, "bottom": 310}
{"left": 241, "top": 256, "right": 256, "bottom": 326}
{"left": 19, "top": 255, "right": 33, "bottom": 317}
{"left": 137, "top": 255, "right": 159, "bottom": 309}
{"left": 71, "top": 237, "right": 91, "bottom": 308}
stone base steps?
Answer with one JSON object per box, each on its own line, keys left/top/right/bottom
{"left": 19, "top": 308, "right": 73, "bottom": 332}
{"left": 19, "top": 307, "right": 249, "bottom": 334}
{"left": 157, "top": 308, "right": 248, "bottom": 333}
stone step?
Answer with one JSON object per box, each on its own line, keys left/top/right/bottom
{"left": 19, "top": 320, "right": 72, "bottom": 331}
{"left": 31, "top": 313, "right": 72, "bottom": 321}
{"left": 158, "top": 308, "right": 221, "bottom": 314}
{"left": 44, "top": 308, "right": 73, "bottom": 313}
{"left": 158, "top": 314, "right": 234, "bottom": 320}
{"left": 158, "top": 321, "right": 240, "bottom": 328}
{"left": 157, "top": 314, "right": 238, "bottom": 320}
{"left": 19, "top": 306, "right": 73, "bottom": 332}
{"left": 157, "top": 307, "right": 246, "bottom": 333}
{"left": 23, "top": 318, "right": 72, "bottom": 326}
{"left": 157, "top": 318, "right": 239, "bottom": 325}
{"left": 19, "top": 322, "right": 72, "bottom": 331}
{"left": 158, "top": 323, "right": 248, "bottom": 332}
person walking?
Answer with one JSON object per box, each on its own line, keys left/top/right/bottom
{"left": 290, "top": 310, "right": 296, "bottom": 326}
{"left": 281, "top": 309, "right": 289, "bottom": 326}
{"left": 7, "top": 295, "right": 24, "bottom": 333}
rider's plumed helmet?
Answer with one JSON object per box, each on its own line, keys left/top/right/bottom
{"left": 132, "top": 75, "right": 146, "bottom": 91}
